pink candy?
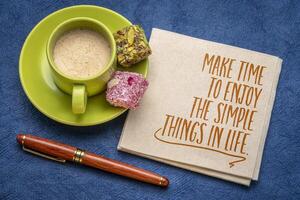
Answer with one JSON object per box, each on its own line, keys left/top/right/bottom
{"left": 106, "top": 71, "right": 149, "bottom": 109}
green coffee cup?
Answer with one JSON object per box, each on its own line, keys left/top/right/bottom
{"left": 46, "top": 17, "right": 116, "bottom": 114}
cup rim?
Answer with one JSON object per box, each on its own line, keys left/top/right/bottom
{"left": 46, "top": 17, "right": 116, "bottom": 81}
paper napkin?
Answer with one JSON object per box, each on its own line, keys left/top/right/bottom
{"left": 118, "top": 28, "right": 282, "bottom": 185}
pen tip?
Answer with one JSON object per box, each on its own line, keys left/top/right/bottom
{"left": 16, "top": 134, "right": 24, "bottom": 144}
{"left": 161, "top": 177, "right": 169, "bottom": 187}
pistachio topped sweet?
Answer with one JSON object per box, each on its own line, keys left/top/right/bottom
{"left": 114, "top": 25, "right": 151, "bottom": 67}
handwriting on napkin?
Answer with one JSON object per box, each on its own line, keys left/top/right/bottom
{"left": 154, "top": 53, "right": 267, "bottom": 168}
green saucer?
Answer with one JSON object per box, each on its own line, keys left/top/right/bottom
{"left": 19, "top": 5, "right": 148, "bottom": 126}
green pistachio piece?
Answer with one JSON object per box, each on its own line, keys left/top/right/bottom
{"left": 114, "top": 25, "right": 151, "bottom": 67}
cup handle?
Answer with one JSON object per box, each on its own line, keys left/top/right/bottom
{"left": 72, "top": 85, "right": 87, "bottom": 114}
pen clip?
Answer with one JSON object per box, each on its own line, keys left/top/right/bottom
{"left": 22, "top": 146, "right": 66, "bottom": 163}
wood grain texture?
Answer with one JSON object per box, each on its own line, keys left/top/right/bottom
{"left": 17, "top": 134, "right": 76, "bottom": 160}
{"left": 16, "top": 134, "right": 168, "bottom": 187}
{"left": 83, "top": 152, "right": 169, "bottom": 187}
